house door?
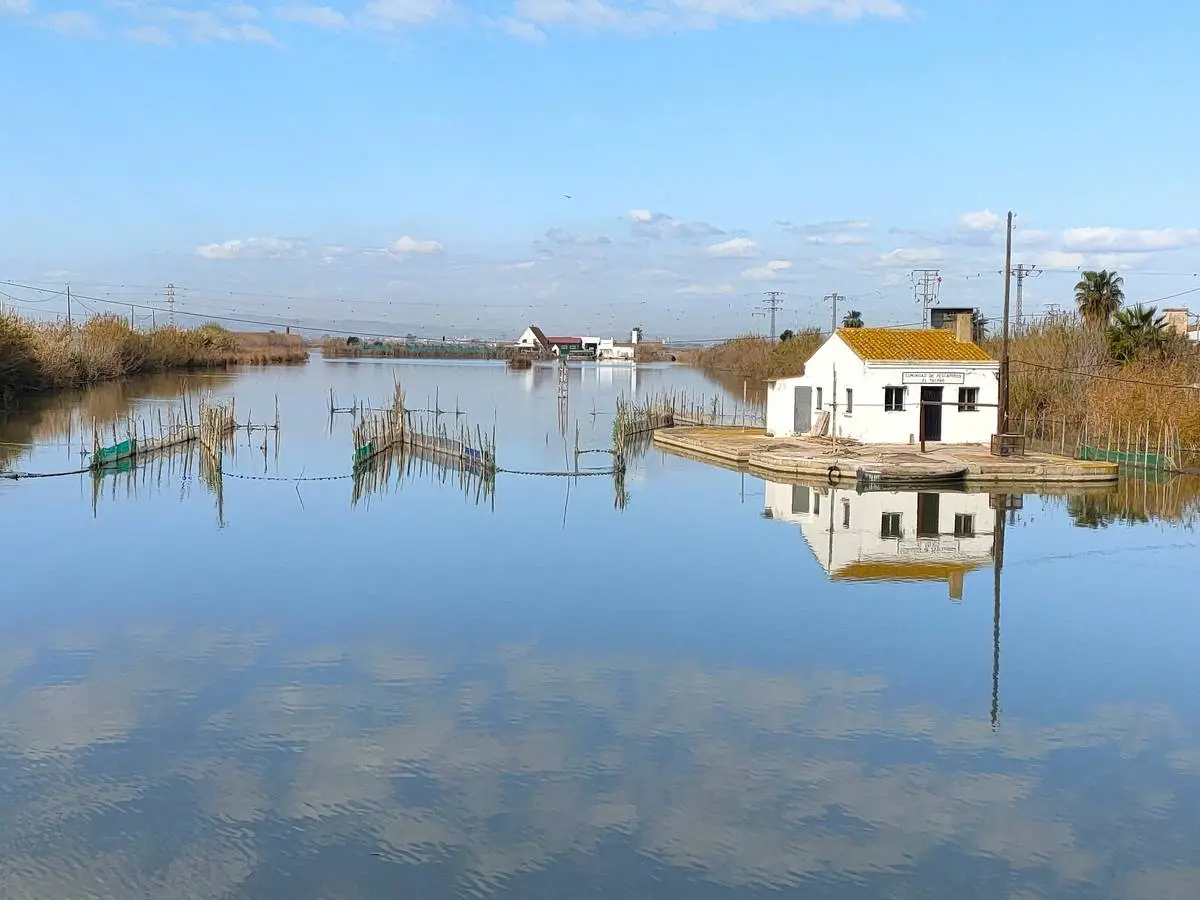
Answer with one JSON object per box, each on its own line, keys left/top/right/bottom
{"left": 793, "top": 386, "right": 812, "bottom": 435}
{"left": 920, "top": 386, "right": 943, "bottom": 442}
{"left": 916, "top": 492, "right": 941, "bottom": 537}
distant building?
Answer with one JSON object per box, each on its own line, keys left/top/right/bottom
{"left": 766, "top": 321, "right": 999, "bottom": 445}
{"left": 514, "top": 325, "right": 552, "bottom": 353}
{"left": 597, "top": 338, "right": 635, "bottom": 362}
{"left": 930, "top": 307, "right": 985, "bottom": 342}
{"left": 763, "top": 481, "right": 994, "bottom": 601}
{"left": 1163, "top": 307, "right": 1199, "bottom": 341}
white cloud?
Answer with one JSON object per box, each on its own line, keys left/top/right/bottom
{"left": 42, "top": 10, "right": 100, "bottom": 35}
{"left": 806, "top": 233, "right": 870, "bottom": 246}
{"left": 161, "top": 7, "right": 277, "bottom": 43}
{"left": 956, "top": 209, "right": 1001, "bottom": 233}
{"left": 274, "top": 3, "right": 348, "bottom": 28}
{"left": 741, "top": 259, "right": 792, "bottom": 280}
{"left": 492, "top": 15, "right": 545, "bottom": 39}
{"left": 195, "top": 237, "right": 299, "bottom": 260}
{"left": 706, "top": 237, "right": 758, "bottom": 258}
{"left": 878, "top": 247, "right": 944, "bottom": 265}
{"left": 783, "top": 218, "right": 871, "bottom": 235}
{"left": 627, "top": 208, "right": 722, "bottom": 240}
{"left": 502, "top": 260, "right": 537, "bottom": 270}
{"left": 1, "top": 0, "right": 31, "bottom": 14}
{"left": 1013, "top": 228, "right": 1049, "bottom": 248}
{"left": 390, "top": 235, "right": 444, "bottom": 255}
{"left": 360, "top": 0, "right": 450, "bottom": 27}
{"left": 676, "top": 283, "right": 735, "bottom": 295}
{"left": 123, "top": 24, "right": 172, "bottom": 43}
{"left": 1060, "top": 227, "right": 1200, "bottom": 254}
{"left": 509, "top": 0, "right": 904, "bottom": 34}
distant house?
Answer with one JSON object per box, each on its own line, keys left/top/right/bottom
{"left": 766, "top": 319, "right": 999, "bottom": 444}
{"left": 763, "top": 481, "right": 994, "bottom": 601}
{"left": 544, "top": 336, "right": 584, "bottom": 357}
{"left": 597, "top": 338, "right": 635, "bottom": 362}
{"left": 514, "top": 325, "right": 552, "bottom": 353}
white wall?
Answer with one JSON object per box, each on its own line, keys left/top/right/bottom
{"left": 515, "top": 327, "right": 541, "bottom": 349}
{"left": 766, "top": 334, "right": 999, "bottom": 444}
{"left": 764, "top": 482, "right": 994, "bottom": 577}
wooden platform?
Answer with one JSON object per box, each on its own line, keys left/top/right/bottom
{"left": 652, "top": 427, "right": 1119, "bottom": 485}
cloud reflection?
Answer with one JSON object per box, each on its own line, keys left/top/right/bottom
{"left": 0, "top": 632, "right": 1197, "bottom": 898}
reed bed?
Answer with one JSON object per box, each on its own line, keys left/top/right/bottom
{"left": 679, "top": 331, "right": 823, "bottom": 384}
{"left": 323, "top": 337, "right": 506, "bottom": 360}
{"left": 613, "top": 389, "right": 762, "bottom": 446}
{"left": 1, "top": 311, "right": 306, "bottom": 406}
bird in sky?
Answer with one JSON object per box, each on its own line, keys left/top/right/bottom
{"left": 563, "top": 194, "right": 572, "bottom": 199}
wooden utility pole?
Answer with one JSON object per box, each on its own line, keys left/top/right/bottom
{"left": 997, "top": 211, "right": 1014, "bottom": 436}
{"left": 66, "top": 284, "right": 72, "bottom": 329}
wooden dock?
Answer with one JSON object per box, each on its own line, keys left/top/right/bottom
{"left": 653, "top": 427, "right": 1120, "bottom": 485}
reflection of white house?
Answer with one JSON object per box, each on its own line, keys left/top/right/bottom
{"left": 766, "top": 321, "right": 999, "bottom": 444}
{"left": 764, "top": 482, "right": 994, "bottom": 600}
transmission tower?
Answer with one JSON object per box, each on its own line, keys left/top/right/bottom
{"left": 911, "top": 269, "right": 941, "bottom": 327}
{"left": 761, "top": 291, "right": 785, "bottom": 340}
{"left": 166, "top": 282, "right": 176, "bottom": 326}
{"left": 824, "top": 292, "right": 845, "bottom": 334}
{"left": 1009, "top": 264, "right": 1041, "bottom": 323}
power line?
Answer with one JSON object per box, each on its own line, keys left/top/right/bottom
{"left": 1011, "top": 358, "right": 1200, "bottom": 391}
{"left": 910, "top": 269, "right": 941, "bottom": 327}
{"left": 760, "top": 291, "right": 784, "bottom": 340}
{"left": 1010, "top": 264, "right": 1041, "bottom": 323}
{"left": 823, "top": 292, "right": 844, "bottom": 333}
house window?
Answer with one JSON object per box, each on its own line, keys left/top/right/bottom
{"left": 816, "top": 387, "right": 823, "bottom": 411}
{"left": 884, "top": 386, "right": 904, "bottom": 412}
{"left": 880, "top": 512, "right": 903, "bottom": 539}
{"left": 845, "top": 388, "right": 853, "bottom": 414}
{"left": 842, "top": 500, "right": 851, "bottom": 529}
{"left": 958, "top": 387, "right": 979, "bottom": 412}
{"left": 813, "top": 492, "right": 821, "bottom": 516}
{"left": 954, "top": 514, "right": 976, "bottom": 538}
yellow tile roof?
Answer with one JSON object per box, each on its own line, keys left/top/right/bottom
{"left": 836, "top": 328, "right": 994, "bottom": 362}
{"left": 831, "top": 560, "right": 988, "bottom": 582}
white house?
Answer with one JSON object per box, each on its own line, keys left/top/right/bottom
{"left": 596, "top": 338, "right": 636, "bottom": 362}
{"left": 763, "top": 481, "right": 994, "bottom": 600}
{"left": 766, "top": 322, "right": 999, "bottom": 444}
{"left": 514, "top": 325, "right": 551, "bottom": 352}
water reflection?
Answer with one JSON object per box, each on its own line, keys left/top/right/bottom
{"left": 1, "top": 622, "right": 1199, "bottom": 899}
{"left": 762, "top": 482, "right": 997, "bottom": 600}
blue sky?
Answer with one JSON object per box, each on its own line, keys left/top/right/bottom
{"left": 2, "top": 0, "right": 1200, "bottom": 339}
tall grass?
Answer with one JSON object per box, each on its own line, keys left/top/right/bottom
{"left": 1, "top": 312, "right": 307, "bottom": 406}
{"left": 680, "top": 330, "right": 823, "bottom": 383}
{"left": 992, "top": 318, "right": 1200, "bottom": 446}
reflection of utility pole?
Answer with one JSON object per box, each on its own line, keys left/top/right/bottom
{"left": 1010, "top": 264, "right": 1041, "bottom": 324}
{"left": 761, "top": 291, "right": 785, "bottom": 340}
{"left": 990, "top": 493, "right": 1008, "bottom": 730}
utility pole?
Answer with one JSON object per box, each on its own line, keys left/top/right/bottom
{"left": 761, "top": 291, "right": 784, "bottom": 340}
{"left": 824, "top": 292, "right": 844, "bottom": 334}
{"left": 998, "top": 211, "right": 1013, "bottom": 437}
{"left": 911, "top": 269, "right": 942, "bottom": 327}
{"left": 1010, "top": 264, "right": 1041, "bottom": 324}
{"left": 66, "top": 284, "right": 72, "bottom": 329}
{"left": 166, "top": 283, "right": 175, "bottom": 327}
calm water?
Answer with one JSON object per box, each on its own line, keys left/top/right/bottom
{"left": 2, "top": 355, "right": 1200, "bottom": 899}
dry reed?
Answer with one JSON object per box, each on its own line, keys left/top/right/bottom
{"left": 1, "top": 311, "right": 307, "bottom": 406}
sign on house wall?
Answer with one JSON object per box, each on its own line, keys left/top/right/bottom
{"left": 901, "top": 371, "right": 966, "bottom": 385}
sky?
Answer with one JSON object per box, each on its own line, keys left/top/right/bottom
{"left": 2, "top": 0, "right": 1200, "bottom": 340}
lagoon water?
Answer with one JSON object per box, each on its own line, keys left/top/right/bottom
{"left": 2, "top": 355, "right": 1199, "bottom": 899}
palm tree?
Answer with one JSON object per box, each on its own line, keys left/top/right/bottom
{"left": 1074, "top": 269, "right": 1124, "bottom": 327}
{"left": 841, "top": 310, "right": 864, "bottom": 328}
{"left": 1107, "top": 304, "right": 1172, "bottom": 362}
